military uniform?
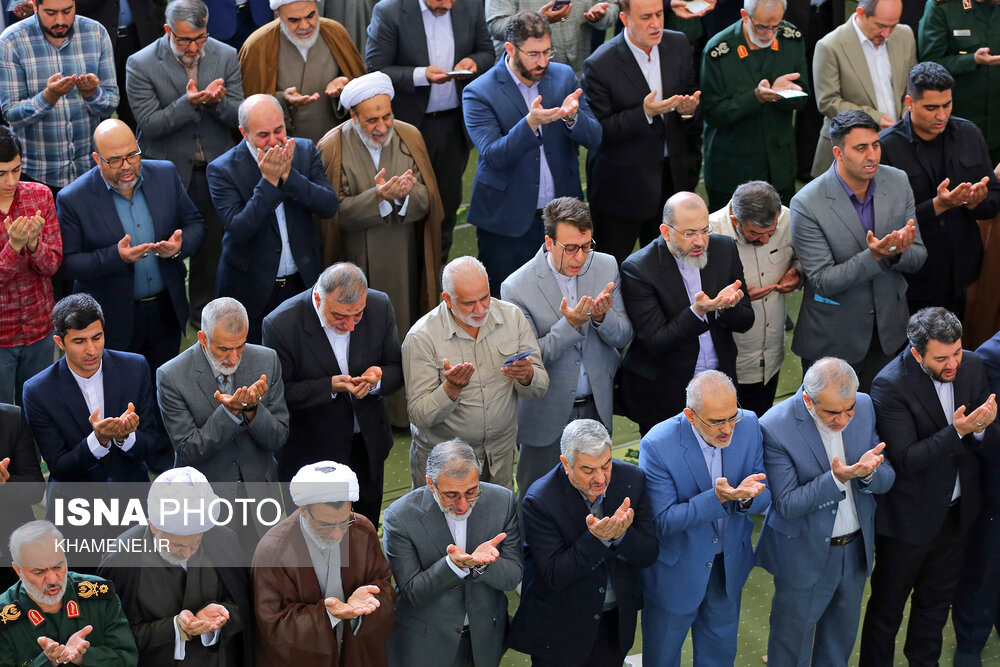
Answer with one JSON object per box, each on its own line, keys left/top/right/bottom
{"left": 919, "top": 0, "right": 1000, "bottom": 164}
{"left": 0, "top": 572, "right": 138, "bottom": 667}
{"left": 701, "top": 19, "right": 808, "bottom": 208}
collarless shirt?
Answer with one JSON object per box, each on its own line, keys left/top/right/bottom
{"left": 673, "top": 255, "right": 719, "bottom": 373}
{"left": 807, "top": 411, "right": 862, "bottom": 537}
{"left": 441, "top": 508, "right": 472, "bottom": 624}
{"left": 349, "top": 124, "right": 410, "bottom": 218}
{"left": 104, "top": 174, "right": 165, "bottom": 299}
{"left": 69, "top": 360, "right": 137, "bottom": 460}
{"left": 413, "top": 0, "right": 459, "bottom": 112}
{"left": 504, "top": 54, "right": 553, "bottom": 210}
{"left": 244, "top": 140, "right": 298, "bottom": 277}
{"left": 547, "top": 254, "right": 592, "bottom": 397}
{"left": 851, "top": 15, "right": 897, "bottom": 121}
{"left": 835, "top": 165, "right": 877, "bottom": 234}
{"left": 932, "top": 378, "right": 963, "bottom": 501}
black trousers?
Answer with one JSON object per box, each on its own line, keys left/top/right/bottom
{"left": 113, "top": 26, "right": 141, "bottom": 130}
{"left": 477, "top": 212, "right": 544, "bottom": 297}
{"left": 127, "top": 292, "right": 181, "bottom": 375}
{"left": 859, "top": 501, "right": 969, "bottom": 667}
{"left": 348, "top": 431, "right": 385, "bottom": 529}
{"left": 737, "top": 372, "right": 781, "bottom": 419}
{"left": 802, "top": 323, "right": 899, "bottom": 395}
{"left": 186, "top": 165, "right": 223, "bottom": 329}
{"left": 785, "top": 0, "right": 834, "bottom": 182}
{"left": 592, "top": 158, "right": 674, "bottom": 266}
{"left": 422, "top": 109, "right": 470, "bottom": 264}
{"left": 249, "top": 272, "right": 306, "bottom": 344}
{"left": 531, "top": 608, "right": 623, "bottom": 667}
{"left": 953, "top": 508, "right": 1000, "bottom": 657}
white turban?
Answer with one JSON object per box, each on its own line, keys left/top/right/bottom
{"left": 270, "top": 0, "right": 314, "bottom": 9}
{"left": 290, "top": 461, "right": 359, "bottom": 507}
{"left": 146, "top": 467, "right": 220, "bottom": 536}
{"left": 339, "top": 72, "right": 395, "bottom": 111}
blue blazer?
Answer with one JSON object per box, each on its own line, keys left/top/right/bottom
{"left": 204, "top": 0, "right": 272, "bottom": 40}
{"left": 508, "top": 460, "right": 658, "bottom": 664}
{"left": 638, "top": 412, "right": 770, "bottom": 616}
{"left": 21, "top": 350, "right": 172, "bottom": 485}
{"left": 461, "top": 58, "right": 601, "bottom": 237}
{"left": 57, "top": 161, "right": 205, "bottom": 350}
{"left": 977, "top": 333, "right": 1000, "bottom": 516}
{"left": 756, "top": 389, "right": 895, "bottom": 588}
{"left": 207, "top": 138, "right": 338, "bottom": 320}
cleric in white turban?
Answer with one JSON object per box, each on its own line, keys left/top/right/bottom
{"left": 338, "top": 72, "right": 395, "bottom": 111}
{"left": 251, "top": 459, "right": 396, "bottom": 665}
{"left": 96, "top": 468, "right": 254, "bottom": 667}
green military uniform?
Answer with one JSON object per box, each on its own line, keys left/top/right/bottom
{"left": 919, "top": 0, "right": 1000, "bottom": 164}
{"left": 0, "top": 572, "right": 138, "bottom": 667}
{"left": 701, "top": 19, "right": 808, "bottom": 206}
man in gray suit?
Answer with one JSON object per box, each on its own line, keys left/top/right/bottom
{"left": 127, "top": 0, "right": 244, "bottom": 329}
{"left": 156, "top": 297, "right": 289, "bottom": 484}
{"left": 812, "top": 0, "right": 916, "bottom": 177}
{"left": 791, "top": 109, "right": 927, "bottom": 392}
{"left": 500, "top": 196, "right": 631, "bottom": 501}
{"left": 382, "top": 439, "right": 522, "bottom": 667}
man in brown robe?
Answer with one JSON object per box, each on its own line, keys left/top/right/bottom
{"left": 239, "top": 0, "right": 367, "bottom": 144}
{"left": 251, "top": 460, "right": 394, "bottom": 666}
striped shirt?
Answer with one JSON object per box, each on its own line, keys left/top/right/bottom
{"left": 0, "top": 15, "right": 119, "bottom": 187}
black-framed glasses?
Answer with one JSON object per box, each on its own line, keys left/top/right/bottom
{"left": 173, "top": 33, "right": 209, "bottom": 47}
{"left": 95, "top": 148, "right": 142, "bottom": 169}
{"left": 438, "top": 485, "right": 481, "bottom": 504}
{"left": 516, "top": 46, "right": 556, "bottom": 60}
{"left": 691, "top": 407, "right": 744, "bottom": 431}
{"left": 554, "top": 238, "right": 597, "bottom": 256}
{"left": 668, "top": 224, "right": 711, "bottom": 240}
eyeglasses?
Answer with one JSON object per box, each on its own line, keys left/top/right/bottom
{"left": 173, "top": 33, "right": 209, "bottom": 47}
{"left": 438, "top": 485, "right": 481, "bottom": 504}
{"left": 691, "top": 407, "right": 744, "bottom": 431}
{"left": 310, "top": 515, "right": 357, "bottom": 533}
{"left": 669, "top": 225, "right": 711, "bottom": 240}
{"left": 553, "top": 238, "right": 597, "bottom": 255}
{"left": 95, "top": 149, "right": 142, "bottom": 169}
{"left": 748, "top": 19, "right": 782, "bottom": 35}
{"left": 516, "top": 46, "right": 556, "bottom": 60}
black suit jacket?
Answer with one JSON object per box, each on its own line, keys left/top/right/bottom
{"left": 261, "top": 288, "right": 403, "bottom": 482}
{"left": 879, "top": 114, "right": 1000, "bottom": 302}
{"left": 0, "top": 404, "right": 44, "bottom": 588}
{"left": 618, "top": 235, "right": 754, "bottom": 433}
{"left": 870, "top": 349, "right": 998, "bottom": 544}
{"left": 76, "top": 0, "right": 168, "bottom": 50}
{"left": 508, "top": 461, "right": 658, "bottom": 663}
{"left": 976, "top": 332, "right": 1000, "bottom": 517}
{"left": 364, "top": 0, "right": 494, "bottom": 129}
{"left": 583, "top": 30, "right": 701, "bottom": 219}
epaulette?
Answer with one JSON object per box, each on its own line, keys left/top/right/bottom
{"left": 75, "top": 578, "right": 114, "bottom": 601}
{"left": 709, "top": 41, "right": 731, "bottom": 59}
{"left": 780, "top": 22, "right": 803, "bottom": 40}
{"left": 0, "top": 601, "right": 24, "bottom": 629}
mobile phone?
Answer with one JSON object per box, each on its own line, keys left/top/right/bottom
{"left": 502, "top": 348, "right": 536, "bottom": 367}
{"left": 551, "top": 0, "right": 571, "bottom": 10}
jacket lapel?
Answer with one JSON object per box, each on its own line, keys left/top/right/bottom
{"left": 156, "top": 36, "right": 194, "bottom": 96}
{"left": 680, "top": 423, "right": 713, "bottom": 493}
{"left": 792, "top": 390, "right": 835, "bottom": 471}
{"left": 419, "top": 488, "right": 459, "bottom": 556}
{"left": 615, "top": 33, "right": 652, "bottom": 99}
{"left": 496, "top": 60, "right": 530, "bottom": 117}
{"left": 58, "top": 359, "right": 92, "bottom": 429}
{"left": 88, "top": 169, "right": 128, "bottom": 241}
{"left": 404, "top": 0, "right": 430, "bottom": 64}
{"left": 656, "top": 237, "right": 693, "bottom": 309}
{"left": 532, "top": 246, "right": 565, "bottom": 319}
{"left": 904, "top": 353, "right": 950, "bottom": 429}
{"left": 300, "top": 291, "right": 345, "bottom": 377}
{"left": 838, "top": 22, "right": 878, "bottom": 107}
{"left": 101, "top": 352, "right": 123, "bottom": 417}
{"left": 823, "top": 165, "right": 868, "bottom": 249}
{"left": 192, "top": 344, "right": 224, "bottom": 404}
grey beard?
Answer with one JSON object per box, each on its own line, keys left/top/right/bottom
{"left": 280, "top": 21, "right": 320, "bottom": 52}
{"left": 667, "top": 236, "right": 709, "bottom": 270}
{"left": 22, "top": 578, "right": 65, "bottom": 606}
{"left": 351, "top": 119, "right": 395, "bottom": 152}
{"left": 156, "top": 547, "right": 190, "bottom": 568}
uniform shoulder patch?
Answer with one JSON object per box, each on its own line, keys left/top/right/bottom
{"left": 0, "top": 601, "right": 24, "bottom": 629}
{"left": 780, "top": 22, "right": 803, "bottom": 40}
{"left": 709, "top": 41, "right": 731, "bottom": 58}
{"left": 75, "top": 578, "right": 114, "bottom": 601}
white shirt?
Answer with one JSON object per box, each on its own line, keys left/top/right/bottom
{"left": 69, "top": 361, "right": 137, "bottom": 459}
{"left": 442, "top": 509, "right": 472, "bottom": 626}
{"left": 932, "top": 379, "right": 963, "bottom": 501}
{"left": 808, "top": 410, "right": 863, "bottom": 538}
{"left": 546, "top": 254, "right": 592, "bottom": 397}
{"left": 851, "top": 15, "right": 898, "bottom": 121}
{"left": 623, "top": 28, "right": 668, "bottom": 156}
{"left": 244, "top": 141, "right": 298, "bottom": 277}
{"left": 412, "top": 0, "right": 459, "bottom": 112}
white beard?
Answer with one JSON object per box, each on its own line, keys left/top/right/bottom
{"left": 351, "top": 118, "right": 395, "bottom": 152}
{"left": 280, "top": 21, "right": 320, "bottom": 52}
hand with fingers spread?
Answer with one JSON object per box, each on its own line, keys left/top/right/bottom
{"left": 4, "top": 210, "right": 44, "bottom": 253}
{"left": 38, "top": 624, "right": 92, "bottom": 665}
{"left": 974, "top": 46, "right": 1000, "bottom": 66}
{"left": 325, "top": 585, "right": 381, "bottom": 619}
{"left": 442, "top": 359, "right": 475, "bottom": 401}
{"left": 755, "top": 73, "right": 801, "bottom": 103}
{"left": 954, "top": 393, "right": 997, "bottom": 437}
{"left": 692, "top": 280, "right": 744, "bottom": 317}
{"left": 867, "top": 219, "right": 916, "bottom": 261}
{"left": 283, "top": 86, "right": 320, "bottom": 107}
{"left": 590, "top": 282, "right": 615, "bottom": 322}
{"left": 670, "top": 0, "right": 716, "bottom": 18}
{"left": 932, "top": 177, "right": 974, "bottom": 214}
{"left": 448, "top": 533, "right": 507, "bottom": 568}
{"left": 153, "top": 229, "right": 183, "bottom": 258}
{"left": 76, "top": 74, "right": 100, "bottom": 98}
{"left": 715, "top": 473, "right": 767, "bottom": 503}
{"left": 117, "top": 234, "right": 155, "bottom": 263}
{"left": 560, "top": 294, "right": 596, "bottom": 329}
{"left": 325, "top": 76, "right": 350, "bottom": 98}
{"left": 539, "top": 0, "right": 572, "bottom": 22}
{"left": 586, "top": 497, "right": 634, "bottom": 541}
{"left": 831, "top": 442, "right": 886, "bottom": 483}
{"left": 583, "top": 1, "right": 610, "bottom": 21}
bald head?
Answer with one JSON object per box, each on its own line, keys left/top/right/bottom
{"left": 92, "top": 119, "right": 141, "bottom": 193}
{"left": 239, "top": 94, "right": 288, "bottom": 150}
{"left": 661, "top": 192, "right": 710, "bottom": 266}
{"left": 663, "top": 191, "right": 708, "bottom": 224}
{"left": 93, "top": 119, "right": 136, "bottom": 155}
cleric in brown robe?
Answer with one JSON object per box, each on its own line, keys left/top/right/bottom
{"left": 317, "top": 71, "right": 443, "bottom": 327}
{"left": 251, "top": 460, "right": 395, "bottom": 666}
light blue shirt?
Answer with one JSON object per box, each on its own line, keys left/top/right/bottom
{"left": 691, "top": 423, "right": 724, "bottom": 554}
{"left": 504, "top": 54, "right": 554, "bottom": 210}
{"left": 673, "top": 255, "right": 719, "bottom": 374}
{"left": 105, "top": 175, "right": 165, "bottom": 299}
{"left": 118, "top": 0, "right": 134, "bottom": 27}
{"left": 244, "top": 140, "right": 298, "bottom": 277}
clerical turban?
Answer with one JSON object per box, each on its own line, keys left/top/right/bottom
{"left": 290, "top": 461, "right": 360, "bottom": 507}
{"left": 269, "top": 0, "right": 311, "bottom": 9}
{"left": 147, "top": 467, "right": 220, "bottom": 536}
{"left": 339, "top": 72, "right": 395, "bottom": 111}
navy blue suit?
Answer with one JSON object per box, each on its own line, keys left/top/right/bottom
{"left": 57, "top": 160, "right": 205, "bottom": 359}
{"left": 758, "top": 389, "right": 895, "bottom": 667}
{"left": 208, "top": 138, "right": 338, "bottom": 329}
{"left": 508, "top": 461, "right": 658, "bottom": 665}
{"left": 22, "top": 350, "right": 172, "bottom": 533}
{"left": 638, "top": 412, "right": 770, "bottom": 666}
{"left": 204, "top": 0, "right": 272, "bottom": 41}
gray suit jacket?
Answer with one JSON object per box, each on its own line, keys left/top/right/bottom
{"left": 382, "top": 483, "right": 522, "bottom": 667}
{"left": 126, "top": 34, "right": 244, "bottom": 188}
{"left": 812, "top": 17, "right": 916, "bottom": 176}
{"left": 790, "top": 163, "right": 926, "bottom": 364}
{"left": 501, "top": 247, "right": 632, "bottom": 447}
{"left": 156, "top": 343, "right": 289, "bottom": 483}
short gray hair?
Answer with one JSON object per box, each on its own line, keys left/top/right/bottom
{"left": 317, "top": 262, "right": 368, "bottom": 305}
{"left": 201, "top": 297, "right": 248, "bottom": 341}
{"left": 858, "top": 0, "right": 885, "bottom": 16}
{"left": 744, "top": 0, "right": 787, "bottom": 16}
{"left": 685, "top": 370, "right": 737, "bottom": 412}
{"left": 442, "top": 256, "right": 488, "bottom": 300}
{"left": 10, "top": 520, "right": 64, "bottom": 566}
{"left": 560, "top": 419, "right": 611, "bottom": 466}
{"left": 731, "top": 181, "right": 782, "bottom": 230}
{"left": 166, "top": 0, "right": 209, "bottom": 31}
{"left": 238, "top": 94, "right": 283, "bottom": 133}
{"left": 803, "top": 357, "right": 859, "bottom": 401}
{"left": 425, "top": 439, "right": 481, "bottom": 484}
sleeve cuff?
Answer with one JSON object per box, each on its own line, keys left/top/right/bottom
{"left": 689, "top": 305, "right": 707, "bottom": 322}
{"left": 413, "top": 67, "right": 430, "bottom": 87}
{"left": 378, "top": 198, "right": 393, "bottom": 218}
{"left": 326, "top": 608, "right": 343, "bottom": 629}
{"left": 445, "top": 554, "right": 471, "bottom": 578}
{"left": 88, "top": 432, "right": 110, "bottom": 459}
{"left": 201, "top": 628, "right": 221, "bottom": 646}
{"left": 398, "top": 194, "right": 411, "bottom": 217}
{"left": 115, "top": 432, "right": 136, "bottom": 452}
{"left": 830, "top": 470, "right": 847, "bottom": 492}
{"left": 173, "top": 616, "right": 188, "bottom": 661}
